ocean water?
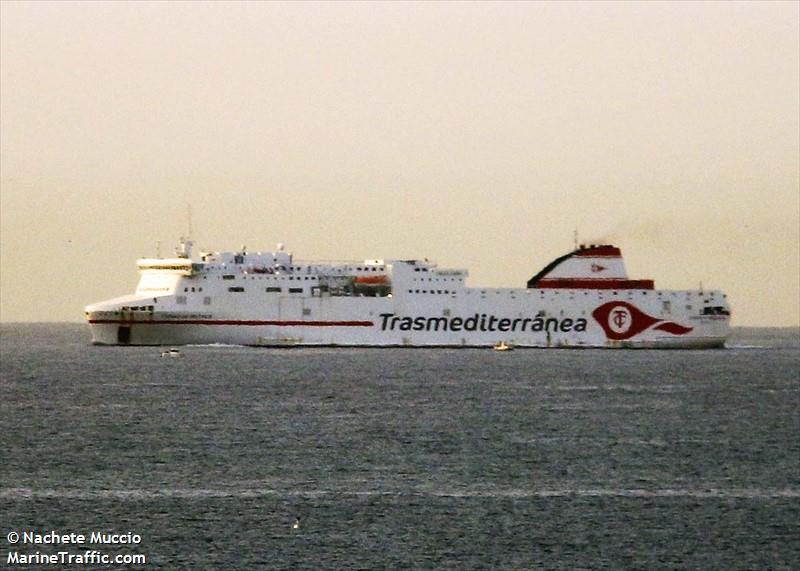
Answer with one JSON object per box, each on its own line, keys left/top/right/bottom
{"left": 1, "top": 324, "right": 798, "bottom": 570}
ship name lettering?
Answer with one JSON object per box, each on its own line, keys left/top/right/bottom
{"left": 378, "top": 313, "right": 587, "bottom": 333}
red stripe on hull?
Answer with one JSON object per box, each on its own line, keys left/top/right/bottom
{"left": 653, "top": 321, "right": 694, "bottom": 335}
{"left": 88, "top": 319, "right": 374, "bottom": 327}
{"left": 535, "top": 279, "right": 655, "bottom": 290}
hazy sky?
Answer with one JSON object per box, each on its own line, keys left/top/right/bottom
{"left": 1, "top": 1, "right": 798, "bottom": 326}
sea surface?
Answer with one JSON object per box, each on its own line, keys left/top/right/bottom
{"left": 1, "top": 324, "right": 798, "bottom": 570}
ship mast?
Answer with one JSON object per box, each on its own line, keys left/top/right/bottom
{"left": 176, "top": 204, "right": 194, "bottom": 259}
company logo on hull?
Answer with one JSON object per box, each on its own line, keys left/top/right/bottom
{"left": 592, "top": 301, "right": 693, "bottom": 340}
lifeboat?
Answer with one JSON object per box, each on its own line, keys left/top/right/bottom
{"left": 353, "top": 275, "right": 389, "bottom": 286}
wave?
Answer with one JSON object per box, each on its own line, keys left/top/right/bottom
{"left": 3, "top": 487, "right": 797, "bottom": 500}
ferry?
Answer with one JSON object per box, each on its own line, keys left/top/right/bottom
{"left": 85, "top": 239, "right": 731, "bottom": 348}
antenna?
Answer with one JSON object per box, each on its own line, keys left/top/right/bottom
{"left": 187, "top": 204, "right": 193, "bottom": 239}
{"left": 573, "top": 229, "right": 578, "bottom": 251}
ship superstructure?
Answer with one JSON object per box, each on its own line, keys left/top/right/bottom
{"left": 85, "top": 240, "right": 731, "bottom": 348}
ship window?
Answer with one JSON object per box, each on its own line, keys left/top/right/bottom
{"left": 223, "top": 275, "right": 235, "bottom": 280}
{"left": 266, "top": 287, "right": 281, "bottom": 293}
{"left": 176, "top": 296, "right": 187, "bottom": 304}
{"left": 289, "top": 287, "right": 303, "bottom": 293}
{"left": 302, "top": 308, "right": 311, "bottom": 316}
{"left": 203, "top": 296, "right": 212, "bottom": 305}
{"left": 228, "top": 287, "right": 245, "bottom": 292}
{"left": 415, "top": 290, "right": 419, "bottom": 293}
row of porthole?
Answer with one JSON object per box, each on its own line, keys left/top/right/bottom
{"left": 217, "top": 275, "right": 321, "bottom": 281}
{"left": 223, "top": 287, "right": 306, "bottom": 294}
{"left": 465, "top": 290, "right": 656, "bottom": 295}
{"left": 194, "top": 287, "right": 309, "bottom": 299}
{"left": 178, "top": 286, "right": 712, "bottom": 297}
{"left": 208, "top": 275, "right": 407, "bottom": 281}
{"left": 429, "top": 289, "right": 707, "bottom": 297}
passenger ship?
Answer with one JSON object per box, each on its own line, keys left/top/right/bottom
{"left": 85, "top": 239, "right": 731, "bottom": 348}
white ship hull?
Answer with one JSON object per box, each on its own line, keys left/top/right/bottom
{"left": 86, "top": 321, "right": 728, "bottom": 349}
{"left": 86, "top": 242, "right": 731, "bottom": 348}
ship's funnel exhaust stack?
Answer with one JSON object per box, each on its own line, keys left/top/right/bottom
{"left": 527, "top": 244, "right": 653, "bottom": 290}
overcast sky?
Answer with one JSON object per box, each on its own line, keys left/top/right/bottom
{"left": 1, "top": 1, "right": 798, "bottom": 326}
